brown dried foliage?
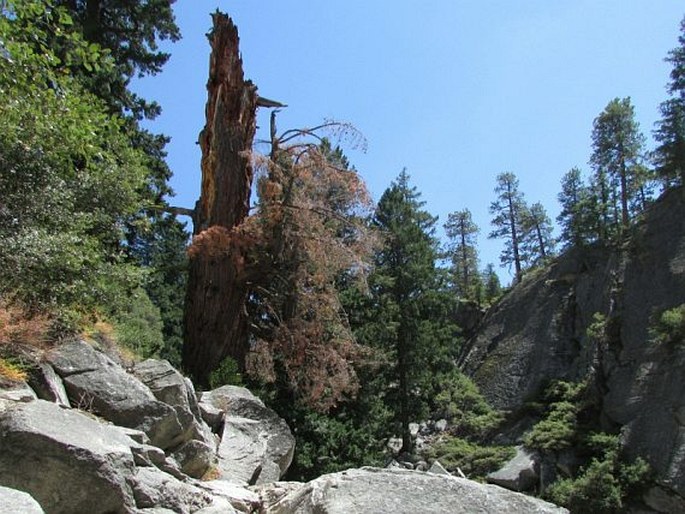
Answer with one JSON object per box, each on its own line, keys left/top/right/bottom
{"left": 243, "top": 130, "right": 378, "bottom": 411}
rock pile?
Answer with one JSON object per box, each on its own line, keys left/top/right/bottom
{"left": 0, "top": 339, "right": 566, "bottom": 513}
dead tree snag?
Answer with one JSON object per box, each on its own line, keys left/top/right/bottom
{"left": 182, "top": 12, "right": 258, "bottom": 386}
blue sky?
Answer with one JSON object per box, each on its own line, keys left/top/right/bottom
{"left": 133, "top": 1, "right": 684, "bottom": 284}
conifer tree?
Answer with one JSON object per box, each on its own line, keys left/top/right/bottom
{"left": 367, "top": 170, "right": 456, "bottom": 452}
{"left": 444, "top": 209, "right": 480, "bottom": 300}
{"left": 521, "top": 202, "right": 555, "bottom": 267}
{"left": 489, "top": 172, "right": 527, "bottom": 283}
{"left": 482, "top": 264, "right": 502, "bottom": 305}
{"left": 590, "top": 97, "right": 648, "bottom": 236}
{"left": 654, "top": 16, "right": 685, "bottom": 190}
{"left": 557, "top": 167, "right": 595, "bottom": 248}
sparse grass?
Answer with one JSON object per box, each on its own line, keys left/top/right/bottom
{"left": 0, "top": 357, "right": 28, "bottom": 382}
{"left": 0, "top": 302, "right": 53, "bottom": 348}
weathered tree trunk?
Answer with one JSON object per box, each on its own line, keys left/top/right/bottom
{"left": 182, "top": 13, "right": 258, "bottom": 387}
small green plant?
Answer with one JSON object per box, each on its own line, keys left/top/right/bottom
{"left": 0, "top": 356, "right": 29, "bottom": 382}
{"left": 110, "top": 288, "right": 165, "bottom": 359}
{"left": 523, "top": 380, "right": 587, "bottom": 453}
{"left": 431, "top": 371, "right": 503, "bottom": 437}
{"left": 587, "top": 312, "right": 607, "bottom": 342}
{"left": 426, "top": 436, "right": 515, "bottom": 479}
{"left": 209, "top": 356, "right": 243, "bottom": 389}
{"left": 650, "top": 304, "right": 685, "bottom": 345}
{"left": 545, "top": 433, "right": 650, "bottom": 513}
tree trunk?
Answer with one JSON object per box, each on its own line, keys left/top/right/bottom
{"left": 182, "top": 13, "right": 258, "bottom": 387}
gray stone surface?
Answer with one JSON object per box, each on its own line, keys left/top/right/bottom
{"left": 460, "top": 188, "right": 685, "bottom": 498}
{"left": 487, "top": 445, "right": 539, "bottom": 492}
{"left": 203, "top": 386, "right": 295, "bottom": 484}
{"left": 133, "top": 359, "right": 217, "bottom": 477}
{"left": 130, "top": 467, "right": 212, "bottom": 514}
{"left": 200, "top": 480, "right": 261, "bottom": 512}
{"left": 198, "top": 400, "right": 225, "bottom": 433}
{"left": 428, "top": 460, "right": 450, "bottom": 476}
{"left": 172, "top": 439, "right": 216, "bottom": 478}
{"left": 217, "top": 416, "right": 267, "bottom": 485}
{"left": 47, "top": 340, "right": 185, "bottom": 450}
{"left": 0, "top": 399, "right": 139, "bottom": 513}
{"left": 0, "top": 381, "right": 37, "bottom": 402}
{"left": 266, "top": 467, "right": 567, "bottom": 513}
{"left": 0, "top": 485, "right": 45, "bottom": 514}
{"left": 133, "top": 359, "right": 200, "bottom": 419}
{"left": 28, "top": 362, "right": 70, "bottom": 406}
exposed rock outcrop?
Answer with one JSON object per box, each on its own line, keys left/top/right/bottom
{"left": 0, "top": 340, "right": 297, "bottom": 513}
{"left": 201, "top": 386, "right": 296, "bottom": 485}
{"left": 264, "top": 467, "right": 567, "bottom": 513}
{"left": 461, "top": 187, "right": 685, "bottom": 504}
{"left": 0, "top": 485, "right": 44, "bottom": 514}
{"left": 487, "top": 446, "right": 540, "bottom": 492}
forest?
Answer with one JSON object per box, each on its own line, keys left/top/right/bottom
{"left": 1, "top": 2, "right": 684, "bottom": 512}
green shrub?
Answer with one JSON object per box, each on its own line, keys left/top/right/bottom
{"left": 545, "top": 433, "right": 650, "bottom": 513}
{"left": 523, "top": 380, "right": 587, "bottom": 453}
{"left": 209, "top": 356, "right": 243, "bottom": 388}
{"left": 111, "top": 288, "right": 164, "bottom": 359}
{"left": 650, "top": 304, "right": 685, "bottom": 344}
{"left": 431, "top": 370, "right": 503, "bottom": 437}
{"left": 426, "top": 436, "right": 515, "bottom": 479}
{"left": 587, "top": 312, "right": 607, "bottom": 342}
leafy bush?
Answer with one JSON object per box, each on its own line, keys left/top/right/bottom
{"left": 0, "top": 1, "right": 148, "bottom": 330}
{"left": 545, "top": 433, "right": 650, "bottom": 513}
{"left": 426, "top": 436, "right": 515, "bottom": 479}
{"left": 431, "top": 370, "right": 503, "bottom": 437}
{"left": 587, "top": 312, "right": 607, "bottom": 342}
{"left": 209, "top": 356, "right": 243, "bottom": 388}
{"left": 110, "top": 288, "right": 165, "bottom": 359}
{"left": 523, "top": 380, "right": 587, "bottom": 453}
{"left": 650, "top": 304, "right": 685, "bottom": 345}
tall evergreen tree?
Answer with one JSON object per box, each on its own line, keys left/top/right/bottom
{"left": 521, "top": 202, "right": 555, "bottom": 267}
{"left": 489, "top": 172, "right": 527, "bottom": 283}
{"left": 444, "top": 209, "right": 480, "bottom": 300}
{"left": 368, "top": 170, "right": 456, "bottom": 452}
{"left": 481, "top": 263, "right": 502, "bottom": 305}
{"left": 653, "top": 16, "right": 685, "bottom": 190}
{"left": 590, "top": 97, "right": 648, "bottom": 235}
{"left": 557, "top": 167, "right": 594, "bottom": 248}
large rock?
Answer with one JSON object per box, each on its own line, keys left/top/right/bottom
{"left": 47, "top": 340, "right": 185, "bottom": 450}
{"left": 0, "top": 399, "right": 139, "bottom": 513}
{"left": 27, "top": 362, "right": 70, "bottom": 407}
{"left": 461, "top": 187, "right": 685, "bottom": 499}
{"left": 131, "top": 467, "right": 212, "bottom": 513}
{"left": 132, "top": 359, "right": 217, "bottom": 477}
{"left": 487, "top": 446, "right": 539, "bottom": 492}
{"left": 0, "top": 399, "right": 223, "bottom": 513}
{"left": 266, "top": 467, "right": 567, "bottom": 513}
{"left": 202, "top": 386, "right": 295, "bottom": 484}
{"left": 0, "top": 381, "right": 37, "bottom": 402}
{"left": 0, "top": 485, "right": 44, "bottom": 514}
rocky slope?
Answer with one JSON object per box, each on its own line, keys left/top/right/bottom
{"left": 460, "top": 187, "right": 685, "bottom": 510}
{"left": 0, "top": 339, "right": 566, "bottom": 513}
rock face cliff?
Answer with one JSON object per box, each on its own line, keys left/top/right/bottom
{"left": 461, "top": 187, "right": 685, "bottom": 508}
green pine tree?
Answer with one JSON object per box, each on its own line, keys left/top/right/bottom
{"left": 653, "top": 16, "right": 685, "bottom": 190}
{"left": 590, "top": 97, "right": 649, "bottom": 237}
{"left": 366, "top": 169, "right": 458, "bottom": 452}
{"left": 489, "top": 172, "right": 528, "bottom": 283}
{"left": 557, "top": 167, "right": 595, "bottom": 248}
{"left": 444, "top": 209, "right": 481, "bottom": 301}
